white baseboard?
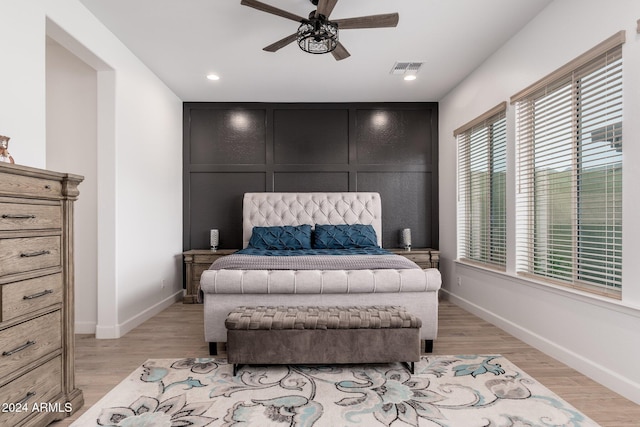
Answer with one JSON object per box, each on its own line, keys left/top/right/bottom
{"left": 93, "top": 290, "right": 183, "bottom": 339}
{"left": 442, "top": 289, "right": 640, "bottom": 405}
{"left": 75, "top": 321, "right": 96, "bottom": 334}
{"left": 94, "top": 323, "right": 119, "bottom": 339}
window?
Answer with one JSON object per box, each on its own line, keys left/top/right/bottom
{"left": 456, "top": 102, "right": 507, "bottom": 269}
{"left": 511, "top": 32, "right": 624, "bottom": 296}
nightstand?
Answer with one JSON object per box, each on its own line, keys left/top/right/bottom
{"left": 389, "top": 248, "right": 439, "bottom": 269}
{"left": 183, "top": 249, "right": 236, "bottom": 303}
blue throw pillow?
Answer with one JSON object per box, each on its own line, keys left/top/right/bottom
{"left": 313, "top": 224, "right": 379, "bottom": 249}
{"left": 248, "top": 225, "right": 312, "bottom": 250}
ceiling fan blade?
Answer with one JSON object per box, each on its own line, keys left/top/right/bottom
{"left": 331, "top": 42, "right": 350, "bottom": 61}
{"left": 316, "top": 0, "right": 338, "bottom": 18}
{"left": 263, "top": 33, "right": 298, "bottom": 52}
{"left": 333, "top": 13, "right": 399, "bottom": 29}
{"left": 241, "top": 0, "right": 305, "bottom": 22}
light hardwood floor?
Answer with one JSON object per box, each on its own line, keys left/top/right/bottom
{"left": 53, "top": 299, "right": 639, "bottom": 426}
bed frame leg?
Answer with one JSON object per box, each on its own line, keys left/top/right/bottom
{"left": 402, "top": 361, "right": 415, "bottom": 374}
{"left": 424, "top": 340, "right": 433, "bottom": 353}
{"left": 233, "top": 364, "right": 242, "bottom": 376}
{"left": 209, "top": 342, "right": 217, "bottom": 355}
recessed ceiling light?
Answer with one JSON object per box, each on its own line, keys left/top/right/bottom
{"left": 404, "top": 75, "right": 417, "bottom": 81}
{"left": 206, "top": 74, "right": 220, "bottom": 81}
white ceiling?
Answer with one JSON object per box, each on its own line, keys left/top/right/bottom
{"left": 79, "top": 0, "right": 552, "bottom": 102}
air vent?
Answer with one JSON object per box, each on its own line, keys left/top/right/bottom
{"left": 390, "top": 61, "right": 424, "bottom": 75}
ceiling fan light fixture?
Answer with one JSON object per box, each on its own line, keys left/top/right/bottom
{"left": 297, "top": 16, "right": 338, "bottom": 54}
{"left": 240, "top": 0, "right": 398, "bottom": 60}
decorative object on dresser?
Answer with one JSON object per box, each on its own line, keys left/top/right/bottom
{"left": 0, "top": 135, "right": 15, "bottom": 164}
{"left": 182, "top": 249, "right": 236, "bottom": 304}
{"left": 0, "top": 163, "right": 83, "bottom": 426}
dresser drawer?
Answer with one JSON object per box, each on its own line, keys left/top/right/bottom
{"left": 0, "top": 274, "right": 63, "bottom": 322}
{"left": 0, "top": 310, "right": 62, "bottom": 379}
{"left": 401, "top": 253, "right": 429, "bottom": 262}
{"left": 0, "top": 203, "right": 61, "bottom": 231}
{"left": 0, "top": 356, "right": 63, "bottom": 427}
{"left": 0, "top": 236, "right": 61, "bottom": 277}
{"left": 398, "top": 252, "right": 430, "bottom": 266}
{"left": 389, "top": 248, "right": 439, "bottom": 269}
{"left": 1, "top": 172, "right": 61, "bottom": 199}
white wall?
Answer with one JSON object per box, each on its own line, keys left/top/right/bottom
{"left": 439, "top": 0, "right": 640, "bottom": 404}
{"left": 0, "top": 2, "right": 47, "bottom": 166}
{"left": 1, "top": 0, "right": 183, "bottom": 337}
{"left": 46, "top": 39, "right": 99, "bottom": 332}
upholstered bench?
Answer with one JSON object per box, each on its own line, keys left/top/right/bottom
{"left": 225, "top": 305, "right": 421, "bottom": 375}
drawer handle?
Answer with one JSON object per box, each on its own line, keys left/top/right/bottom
{"left": 23, "top": 289, "right": 54, "bottom": 300}
{"left": 2, "top": 214, "right": 36, "bottom": 219}
{"left": 2, "top": 340, "right": 36, "bottom": 356}
{"left": 16, "top": 392, "right": 36, "bottom": 406}
{"left": 20, "top": 250, "right": 51, "bottom": 258}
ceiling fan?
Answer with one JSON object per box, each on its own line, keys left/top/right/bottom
{"left": 240, "top": 0, "right": 399, "bottom": 61}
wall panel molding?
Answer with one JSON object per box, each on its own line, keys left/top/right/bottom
{"left": 183, "top": 102, "right": 438, "bottom": 251}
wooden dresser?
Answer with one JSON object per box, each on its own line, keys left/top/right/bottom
{"left": 0, "top": 163, "right": 83, "bottom": 426}
{"left": 183, "top": 249, "right": 236, "bottom": 303}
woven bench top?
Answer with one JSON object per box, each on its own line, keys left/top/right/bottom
{"left": 225, "top": 305, "right": 421, "bottom": 330}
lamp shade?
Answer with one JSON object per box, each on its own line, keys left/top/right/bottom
{"left": 400, "top": 228, "right": 412, "bottom": 250}
{"left": 210, "top": 229, "right": 219, "bottom": 251}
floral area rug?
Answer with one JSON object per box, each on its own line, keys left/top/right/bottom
{"left": 71, "top": 355, "right": 600, "bottom": 426}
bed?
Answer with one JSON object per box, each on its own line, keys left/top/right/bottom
{"left": 200, "top": 192, "right": 441, "bottom": 354}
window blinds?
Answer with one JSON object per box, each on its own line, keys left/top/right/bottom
{"left": 456, "top": 103, "right": 507, "bottom": 269}
{"left": 513, "top": 32, "right": 624, "bottom": 295}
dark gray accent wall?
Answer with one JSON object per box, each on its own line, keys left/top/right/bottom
{"left": 183, "top": 102, "right": 438, "bottom": 250}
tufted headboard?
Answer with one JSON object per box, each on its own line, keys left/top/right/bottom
{"left": 242, "top": 192, "right": 383, "bottom": 248}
